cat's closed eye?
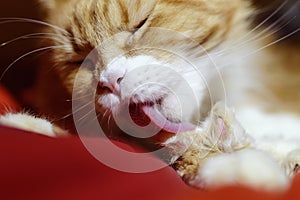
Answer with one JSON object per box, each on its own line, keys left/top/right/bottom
{"left": 80, "top": 59, "right": 95, "bottom": 71}
{"left": 131, "top": 17, "right": 149, "bottom": 34}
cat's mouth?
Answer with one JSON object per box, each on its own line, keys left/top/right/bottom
{"left": 128, "top": 101, "right": 196, "bottom": 135}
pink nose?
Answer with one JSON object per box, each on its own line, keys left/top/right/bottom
{"left": 99, "top": 68, "right": 126, "bottom": 94}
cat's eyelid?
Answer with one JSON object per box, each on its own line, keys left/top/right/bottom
{"left": 131, "top": 17, "right": 149, "bottom": 33}
{"left": 79, "top": 59, "right": 95, "bottom": 71}
{"left": 135, "top": 17, "right": 148, "bottom": 29}
{"left": 70, "top": 58, "right": 95, "bottom": 70}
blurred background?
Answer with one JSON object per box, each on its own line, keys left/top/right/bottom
{"left": 0, "top": 0, "right": 43, "bottom": 101}
{"left": 0, "top": 0, "right": 299, "bottom": 104}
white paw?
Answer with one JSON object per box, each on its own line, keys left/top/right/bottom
{"left": 190, "top": 149, "right": 289, "bottom": 192}
{"left": 164, "top": 102, "right": 253, "bottom": 160}
{"left": 0, "top": 113, "right": 62, "bottom": 137}
{"left": 205, "top": 102, "right": 254, "bottom": 152}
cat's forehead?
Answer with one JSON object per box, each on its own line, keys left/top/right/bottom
{"left": 46, "top": 0, "right": 250, "bottom": 61}
{"left": 51, "top": 0, "right": 247, "bottom": 34}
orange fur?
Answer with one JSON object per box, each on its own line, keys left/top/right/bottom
{"left": 34, "top": 0, "right": 300, "bottom": 132}
{"left": 35, "top": 0, "right": 253, "bottom": 129}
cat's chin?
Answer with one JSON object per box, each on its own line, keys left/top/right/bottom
{"left": 97, "top": 93, "right": 196, "bottom": 137}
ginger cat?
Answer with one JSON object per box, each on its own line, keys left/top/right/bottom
{"left": 1, "top": 0, "right": 300, "bottom": 192}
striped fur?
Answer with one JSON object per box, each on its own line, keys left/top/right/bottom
{"left": 28, "top": 0, "right": 300, "bottom": 190}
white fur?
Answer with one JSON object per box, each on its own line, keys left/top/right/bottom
{"left": 0, "top": 113, "right": 56, "bottom": 137}
{"left": 2, "top": 49, "right": 299, "bottom": 191}
{"left": 236, "top": 106, "right": 300, "bottom": 160}
{"left": 0, "top": 15, "right": 298, "bottom": 191}
{"left": 193, "top": 149, "right": 289, "bottom": 192}
{"left": 163, "top": 101, "right": 300, "bottom": 191}
{"left": 99, "top": 55, "right": 211, "bottom": 122}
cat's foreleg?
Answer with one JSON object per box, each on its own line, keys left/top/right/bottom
{"left": 0, "top": 113, "right": 67, "bottom": 137}
{"left": 165, "top": 102, "right": 290, "bottom": 191}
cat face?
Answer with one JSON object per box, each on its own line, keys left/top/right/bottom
{"left": 40, "top": 0, "right": 251, "bottom": 138}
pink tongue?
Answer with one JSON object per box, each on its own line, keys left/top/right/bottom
{"left": 140, "top": 105, "right": 196, "bottom": 133}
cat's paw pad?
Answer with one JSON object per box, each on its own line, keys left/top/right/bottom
{"left": 0, "top": 113, "right": 66, "bottom": 137}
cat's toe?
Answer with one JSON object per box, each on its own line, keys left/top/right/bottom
{"left": 282, "top": 149, "right": 300, "bottom": 177}
{"left": 207, "top": 102, "right": 253, "bottom": 152}
{"left": 293, "top": 163, "right": 300, "bottom": 173}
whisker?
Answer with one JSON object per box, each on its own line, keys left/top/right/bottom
{"left": 0, "top": 45, "right": 69, "bottom": 80}
{"left": 58, "top": 101, "right": 95, "bottom": 121}
{"left": 79, "top": 110, "right": 102, "bottom": 130}
{"left": 215, "top": 0, "right": 295, "bottom": 57}
{"left": 99, "top": 110, "right": 108, "bottom": 126}
{"left": 224, "top": 15, "right": 297, "bottom": 58}
{"left": 107, "top": 113, "right": 112, "bottom": 128}
{"left": 183, "top": 44, "right": 220, "bottom": 76}
{"left": 66, "top": 93, "right": 94, "bottom": 102}
{"left": 103, "top": 110, "right": 108, "bottom": 120}
{"left": 250, "top": 0, "right": 286, "bottom": 17}
{"left": 258, "top": 15, "right": 296, "bottom": 40}
{"left": 217, "top": 27, "right": 299, "bottom": 70}
{"left": 78, "top": 107, "right": 97, "bottom": 123}
{"left": 107, "top": 101, "right": 114, "bottom": 128}
{"left": 96, "top": 112, "right": 103, "bottom": 124}
{"left": 217, "top": 3, "right": 294, "bottom": 56}
{"left": 235, "top": 8, "right": 296, "bottom": 49}
{"left": 243, "top": 28, "right": 300, "bottom": 58}
{"left": 0, "top": 32, "right": 65, "bottom": 47}
{"left": 232, "top": 0, "right": 288, "bottom": 46}
{"left": 0, "top": 17, "right": 69, "bottom": 35}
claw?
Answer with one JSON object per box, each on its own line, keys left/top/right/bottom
{"left": 294, "top": 163, "right": 300, "bottom": 173}
{"left": 216, "top": 117, "right": 227, "bottom": 137}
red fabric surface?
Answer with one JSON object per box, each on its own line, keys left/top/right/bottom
{"left": 1, "top": 85, "right": 300, "bottom": 200}
{"left": 1, "top": 126, "right": 300, "bottom": 200}
{"left": 0, "top": 126, "right": 190, "bottom": 200}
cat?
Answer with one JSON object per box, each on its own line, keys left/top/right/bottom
{"left": 1, "top": 0, "right": 300, "bottom": 192}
